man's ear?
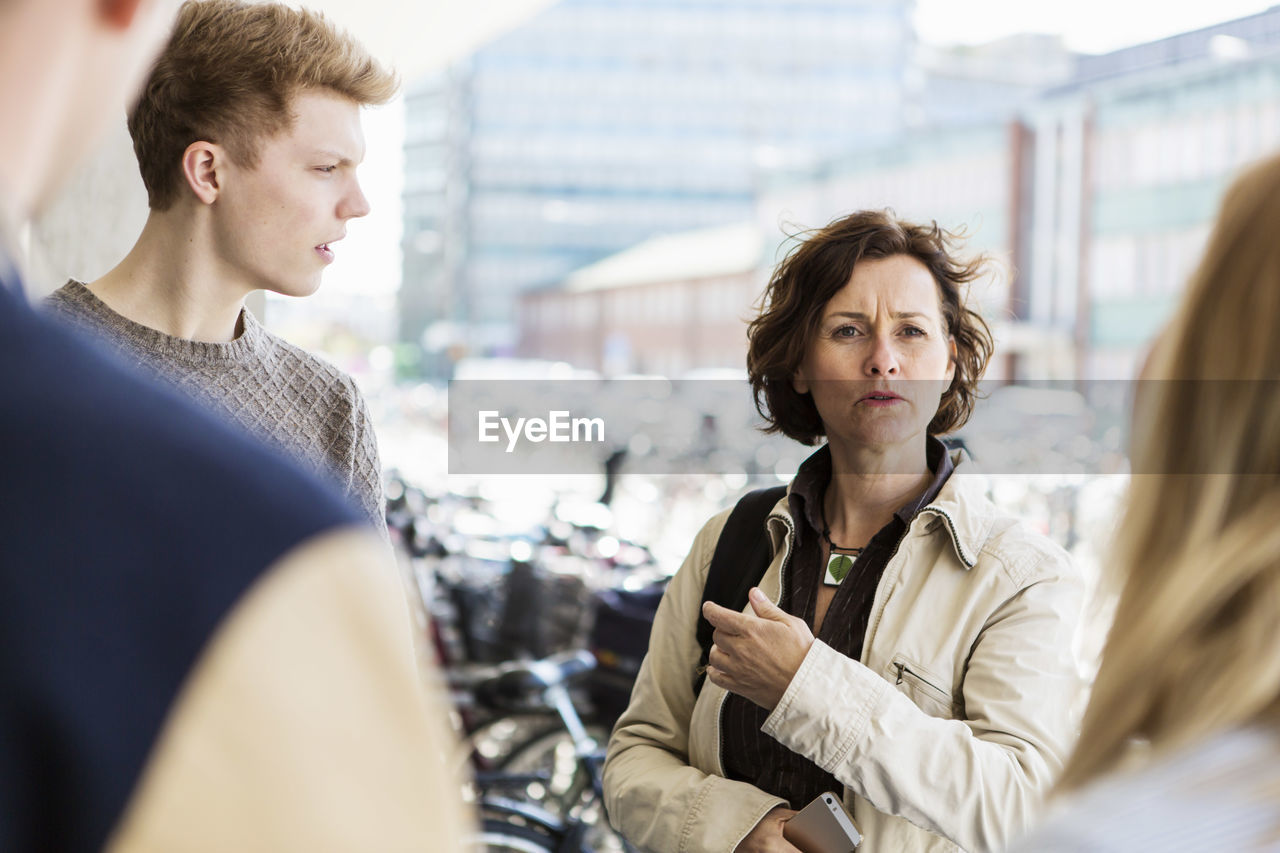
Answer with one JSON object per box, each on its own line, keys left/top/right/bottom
{"left": 181, "top": 142, "right": 223, "bottom": 205}
{"left": 98, "top": 0, "right": 145, "bottom": 30}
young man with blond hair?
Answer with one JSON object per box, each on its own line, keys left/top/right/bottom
{"left": 0, "top": 0, "right": 470, "bottom": 850}
{"left": 47, "top": 0, "right": 394, "bottom": 529}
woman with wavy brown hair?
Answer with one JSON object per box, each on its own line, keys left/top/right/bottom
{"left": 1010, "top": 155, "right": 1280, "bottom": 853}
{"left": 604, "top": 209, "right": 1087, "bottom": 853}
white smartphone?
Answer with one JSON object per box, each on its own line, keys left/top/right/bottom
{"left": 783, "top": 791, "right": 862, "bottom": 853}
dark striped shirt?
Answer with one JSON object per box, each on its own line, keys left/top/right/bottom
{"left": 721, "top": 438, "right": 954, "bottom": 808}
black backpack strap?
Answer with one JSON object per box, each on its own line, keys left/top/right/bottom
{"left": 693, "top": 484, "right": 787, "bottom": 694}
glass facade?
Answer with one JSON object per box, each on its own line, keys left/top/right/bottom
{"left": 1085, "top": 60, "right": 1280, "bottom": 375}
{"left": 400, "top": 0, "right": 916, "bottom": 371}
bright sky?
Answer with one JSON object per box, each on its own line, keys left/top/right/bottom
{"left": 320, "top": 97, "right": 404, "bottom": 298}
{"left": 915, "top": 0, "right": 1278, "bottom": 52}
{"left": 322, "top": 0, "right": 1280, "bottom": 300}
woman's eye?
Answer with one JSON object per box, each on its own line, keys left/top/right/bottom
{"left": 902, "top": 326, "right": 925, "bottom": 337}
{"left": 315, "top": 165, "right": 337, "bottom": 174}
{"left": 834, "top": 325, "right": 860, "bottom": 338}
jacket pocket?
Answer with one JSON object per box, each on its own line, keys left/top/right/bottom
{"left": 886, "top": 656, "right": 959, "bottom": 720}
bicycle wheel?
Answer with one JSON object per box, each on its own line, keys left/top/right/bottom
{"left": 471, "top": 817, "right": 587, "bottom": 853}
{"left": 500, "top": 725, "right": 628, "bottom": 853}
{"left": 499, "top": 721, "right": 612, "bottom": 813}
{"left": 469, "top": 712, "right": 561, "bottom": 768}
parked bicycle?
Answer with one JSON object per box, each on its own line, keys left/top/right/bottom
{"left": 384, "top": 475, "right": 664, "bottom": 850}
{"left": 462, "top": 651, "right": 634, "bottom": 853}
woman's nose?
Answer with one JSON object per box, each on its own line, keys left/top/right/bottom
{"left": 864, "top": 336, "right": 900, "bottom": 376}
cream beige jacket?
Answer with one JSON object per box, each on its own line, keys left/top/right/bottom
{"left": 604, "top": 454, "right": 1086, "bottom": 853}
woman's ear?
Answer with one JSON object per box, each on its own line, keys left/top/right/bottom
{"left": 945, "top": 336, "right": 958, "bottom": 384}
{"left": 181, "top": 141, "right": 224, "bottom": 205}
{"left": 792, "top": 365, "right": 809, "bottom": 395}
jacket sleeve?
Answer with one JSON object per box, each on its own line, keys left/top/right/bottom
{"left": 604, "top": 510, "right": 789, "bottom": 853}
{"left": 762, "top": 544, "right": 1086, "bottom": 853}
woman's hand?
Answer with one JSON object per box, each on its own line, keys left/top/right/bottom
{"left": 734, "top": 806, "right": 800, "bottom": 853}
{"left": 702, "top": 587, "right": 814, "bottom": 711}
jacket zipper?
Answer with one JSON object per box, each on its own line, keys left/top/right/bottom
{"left": 893, "top": 660, "right": 949, "bottom": 697}
{"left": 716, "top": 511, "right": 795, "bottom": 777}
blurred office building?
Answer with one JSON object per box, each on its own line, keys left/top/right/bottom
{"left": 1030, "top": 8, "right": 1280, "bottom": 378}
{"left": 756, "top": 7, "right": 1280, "bottom": 381}
{"left": 400, "top": 0, "right": 918, "bottom": 375}
{"left": 913, "top": 33, "right": 1077, "bottom": 127}
{"left": 418, "top": 3, "right": 1280, "bottom": 381}
{"left": 515, "top": 33, "right": 1076, "bottom": 380}
{"left": 516, "top": 119, "right": 1028, "bottom": 380}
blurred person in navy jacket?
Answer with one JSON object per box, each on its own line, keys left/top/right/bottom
{"left": 0, "top": 1, "right": 470, "bottom": 850}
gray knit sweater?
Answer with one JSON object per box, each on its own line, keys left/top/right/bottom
{"left": 46, "top": 280, "right": 385, "bottom": 529}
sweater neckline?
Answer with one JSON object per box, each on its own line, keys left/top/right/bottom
{"left": 63, "top": 279, "right": 263, "bottom": 365}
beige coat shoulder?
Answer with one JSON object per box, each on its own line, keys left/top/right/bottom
{"left": 107, "top": 527, "right": 473, "bottom": 853}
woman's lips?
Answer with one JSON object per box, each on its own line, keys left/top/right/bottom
{"left": 315, "top": 243, "right": 335, "bottom": 263}
{"left": 858, "top": 391, "right": 903, "bottom": 407}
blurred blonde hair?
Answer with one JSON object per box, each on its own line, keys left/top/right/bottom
{"left": 1057, "top": 153, "right": 1280, "bottom": 790}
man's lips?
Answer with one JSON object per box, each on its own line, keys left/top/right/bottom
{"left": 315, "top": 240, "right": 340, "bottom": 263}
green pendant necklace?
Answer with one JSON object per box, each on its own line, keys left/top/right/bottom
{"left": 821, "top": 525, "right": 862, "bottom": 586}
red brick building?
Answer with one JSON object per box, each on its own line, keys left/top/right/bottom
{"left": 519, "top": 223, "right": 764, "bottom": 377}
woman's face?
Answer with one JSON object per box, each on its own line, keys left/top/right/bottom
{"left": 793, "top": 254, "right": 956, "bottom": 460}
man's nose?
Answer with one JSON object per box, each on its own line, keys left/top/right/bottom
{"left": 340, "top": 180, "right": 371, "bottom": 219}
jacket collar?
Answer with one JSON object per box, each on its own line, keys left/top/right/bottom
{"left": 770, "top": 448, "right": 991, "bottom": 570}
{"left": 916, "top": 450, "right": 990, "bottom": 569}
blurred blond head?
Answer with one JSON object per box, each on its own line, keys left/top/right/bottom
{"left": 1058, "top": 153, "right": 1280, "bottom": 789}
{"left": 0, "top": 0, "right": 180, "bottom": 221}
